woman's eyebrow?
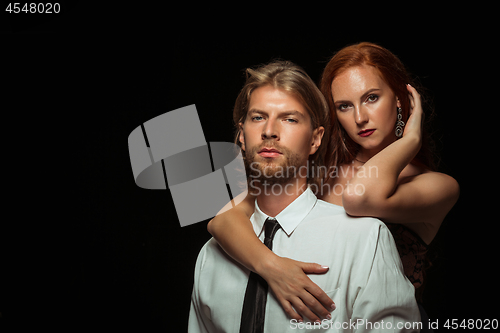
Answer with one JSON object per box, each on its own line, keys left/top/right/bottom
{"left": 360, "top": 88, "right": 381, "bottom": 100}
{"left": 334, "top": 88, "right": 382, "bottom": 104}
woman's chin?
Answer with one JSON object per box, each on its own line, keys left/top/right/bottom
{"left": 355, "top": 136, "right": 395, "bottom": 153}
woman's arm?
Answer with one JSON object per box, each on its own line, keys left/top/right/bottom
{"left": 207, "top": 193, "right": 271, "bottom": 274}
{"left": 343, "top": 85, "right": 459, "bottom": 232}
{"left": 207, "top": 194, "right": 335, "bottom": 322}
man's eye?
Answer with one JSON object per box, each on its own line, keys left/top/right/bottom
{"left": 285, "top": 118, "right": 298, "bottom": 123}
{"left": 252, "top": 116, "right": 263, "bottom": 121}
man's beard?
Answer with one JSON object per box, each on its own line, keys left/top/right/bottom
{"left": 243, "top": 141, "right": 305, "bottom": 187}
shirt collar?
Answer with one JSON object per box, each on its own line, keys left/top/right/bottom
{"left": 252, "top": 186, "right": 317, "bottom": 237}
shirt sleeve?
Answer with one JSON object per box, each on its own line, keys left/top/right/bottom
{"left": 188, "top": 244, "right": 215, "bottom": 333}
{"left": 352, "top": 223, "right": 421, "bottom": 333}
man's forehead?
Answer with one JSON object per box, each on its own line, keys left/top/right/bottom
{"left": 247, "top": 86, "right": 310, "bottom": 119}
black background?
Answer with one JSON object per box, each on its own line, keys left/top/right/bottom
{"left": 2, "top": 3, "right": 496, "bottom": 332}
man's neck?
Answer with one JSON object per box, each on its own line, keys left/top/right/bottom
{"left": 256, "top": 177, "right": 308, "bottom": 217}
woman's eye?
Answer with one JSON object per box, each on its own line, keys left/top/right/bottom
{"left": 337, "top": 104, "right": 349, "bottom": 111}
{"left": 367, "top": 94, "right": 378, "bottom": 102}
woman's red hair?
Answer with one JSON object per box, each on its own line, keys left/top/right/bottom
{"left": 320, "top": 42, "right": 436, "bottom": 172}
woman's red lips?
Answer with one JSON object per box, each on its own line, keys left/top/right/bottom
{"left": 358, "top": 129, "right": 375, "bottom": 137}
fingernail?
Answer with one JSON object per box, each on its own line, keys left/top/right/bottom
{"left": 330, "top": 303, "right": 336, "bottom": 311}
{"left": 321, "top": 265, "right": 329, "bottom": 269}
{"left": 326, "top": 313, "right": 332, "bottom": 320}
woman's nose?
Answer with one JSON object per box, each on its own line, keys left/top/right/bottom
{"left": 354, "top": 106, "right": 369, "bottom": 125}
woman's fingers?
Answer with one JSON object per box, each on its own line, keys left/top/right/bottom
{"left": 274, "top": 278, "right": 334, "bottom": 323}
{"left": 300, "top": 262, "right": 329, "bottom": 274}
{"left": 402, "top": 83, "right": 424, "bottom": 139}
{"left": 279, "top": 299, "right": 303, "bottom": 322}
{"left": 300, "top": 289, "right": 333, "bottom": 320}
{"left": 406, "top": 83, "right": 421, "bottom": 112}
{"left": 285, "top": 278, "right": 334, "bottom": 322}
{"left": 265, "top": 258, "right": 335, "bottom": 323}
{"left": 295, "top": 262, "right": 335, "bottom": 315}
{"left": 289, "top": 295, "right": 323, "bottom": 323}
{"left": 306, "top": 283, "right": 336, "bottom": 313}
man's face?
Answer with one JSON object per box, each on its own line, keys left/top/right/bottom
{"left": 239, "top": 85, "right": 324, "bottom": 185}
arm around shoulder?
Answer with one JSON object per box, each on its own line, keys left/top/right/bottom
{"left": 207, "top": 192, "right": 335, "bottom": 322}
{"left": 207, "top": 190, "right": 255, "bottom": 235}
{"left": 206, "top": 192, "right": 275, "bottom": 274}
{"left": 343, "top": 171, "right": 460, "bottom": 229}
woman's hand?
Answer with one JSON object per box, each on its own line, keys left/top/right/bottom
{"left": 259, "top": 256, "right": 335, "bottom": 323}
{"left": 402, "top": 84, "right": 424, "bottom": 145}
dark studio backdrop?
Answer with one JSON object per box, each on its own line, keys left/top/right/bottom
{"left": 2, "top": 4, "right": 496, "bottom": 332}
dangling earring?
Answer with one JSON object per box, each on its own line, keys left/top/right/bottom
{"left": 395, "top": 107, "right": 405, "bottom": 138}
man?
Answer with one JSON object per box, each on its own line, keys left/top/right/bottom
{"left": 188, "top": 61, "right": 420, "bottom": 332}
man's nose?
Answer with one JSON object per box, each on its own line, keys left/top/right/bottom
{"left": 261, "top": 119, "right": 279, "bottom": 140}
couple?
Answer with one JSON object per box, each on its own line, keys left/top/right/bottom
{"left": 188, "top": 42, "right": 459, "bottom": 332}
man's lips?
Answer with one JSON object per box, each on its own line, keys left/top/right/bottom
{"left": 258, "top": 147, "right": 282, "bottom": 158}
{"left": 358, "top": 129, "right": 376, "bottom": 137}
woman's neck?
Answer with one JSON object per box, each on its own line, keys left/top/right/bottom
{"left": 356, "top": 137, "right": 397, "bottom": 163}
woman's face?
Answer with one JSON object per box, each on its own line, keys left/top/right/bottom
{"left": 331, "top": 65, "right": 400, "bottom": 156}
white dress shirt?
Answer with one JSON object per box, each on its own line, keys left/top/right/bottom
{"left": 188, "top": 187, "right": 420, "bottom": 332}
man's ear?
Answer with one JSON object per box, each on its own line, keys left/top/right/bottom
{"left": 238, "top": 122, "right": 245, "bottom": 151}
{"left": 309, "top": 126, "right": 325, "bottom": 155}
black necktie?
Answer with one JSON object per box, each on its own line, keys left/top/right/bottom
{"left": 239, "top": 218, "right": 281, "bottom": 333}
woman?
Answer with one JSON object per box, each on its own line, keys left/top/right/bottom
{"left": 207, "top": 42, "right": 459, "bottom": 323}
